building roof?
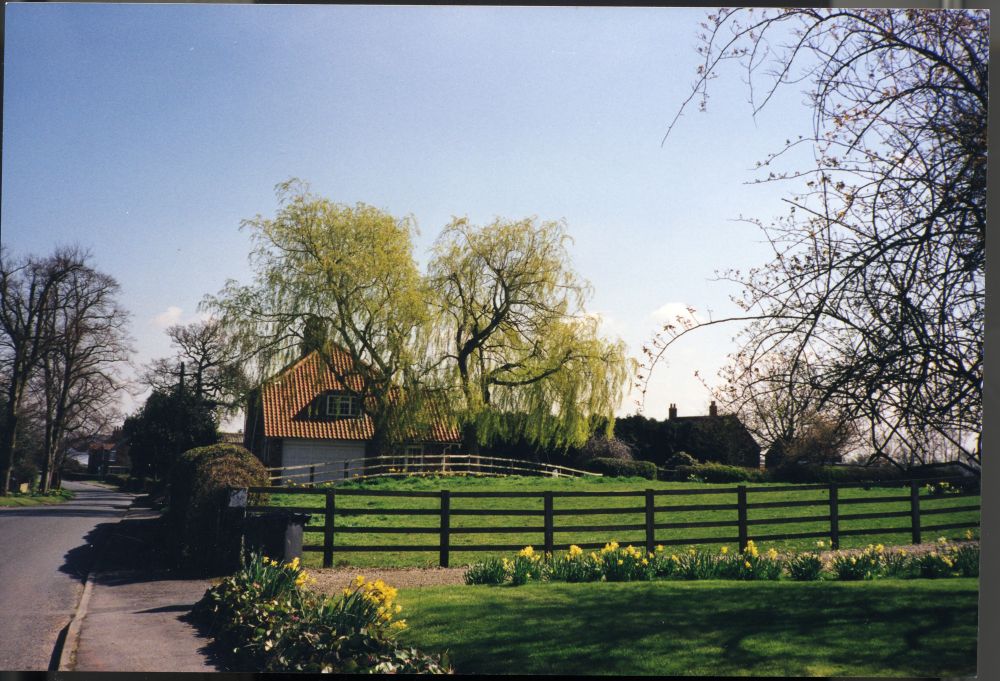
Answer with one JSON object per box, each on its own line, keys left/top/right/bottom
{"left": 260, "top": 348, "right": 459, "bottom": 443}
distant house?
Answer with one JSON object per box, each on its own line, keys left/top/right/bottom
{"left": 219, "top": 431, "right": 245, "bottom": 446}
{"left": 70, "top": 428, "right": 129, "bottom": 475}
{"left": 614, "top": 402, "right": 761, "bottom": 468}
{"left": 243, "top": 348, "right": 460, "bottom": 482}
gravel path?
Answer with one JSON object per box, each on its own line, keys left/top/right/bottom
{"left": 305, "top": 539, "right": 979, "bottom": 597}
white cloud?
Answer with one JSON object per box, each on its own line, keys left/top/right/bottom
{"left": 151, "top": 306, "right": 214, "bottom": 329}
{"left": 650, "top": 302, "right": 699, "bottom": 324}
{"left": 152, "top": 305, "right": 184, "bottom": 328}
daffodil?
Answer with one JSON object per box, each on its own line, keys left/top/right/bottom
{"left": 720, "top": 546, "right": 729, "bottom": 555}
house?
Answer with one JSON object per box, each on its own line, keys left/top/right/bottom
{"left": 243, "top": 348, "right": 460, "bottom": 482}
{"left": 614, "top": 402, "right": 761, "bottom": 468}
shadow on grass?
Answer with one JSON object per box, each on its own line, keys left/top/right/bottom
{"left": 399, "top": 580, "right": 978, "bottom": 677}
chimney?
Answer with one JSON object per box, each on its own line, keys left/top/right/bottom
{"left": 668, "top": 403, "right": 677, "bottom": 420}
{"left": 709, "top": 401, "right": 718, "bottom": 417}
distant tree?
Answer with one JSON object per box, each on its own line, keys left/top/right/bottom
{"left": 142, "top": 319, "right": 248, "bottom": 416}
{"left": 0, "top": 246, "right": 89, "bottom": 494}
{"left": 428, "top": 217, "right": 630, "bottom": 454}
{"left": 124, "top": 389, "right": 218, "bottom": 481}
{"left": 204, "top": 180, "right": 433, "bottom": 457}
{"left": 645, "top": 9, "right": 986, "bottom": 469}
{"left": 32, "top": 263, "right": 132, "bottom": 491}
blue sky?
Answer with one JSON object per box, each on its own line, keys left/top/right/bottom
{"left": 3, "top": 4, "right": 818, "bottom": 429}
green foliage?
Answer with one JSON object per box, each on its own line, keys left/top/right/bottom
{"left": 672, "top": 462, "right": 765, "bottom": 483}
{"left": 171, "top": 443, "right": 269, "bottom": 573}
{"left": 830, "top": 544, "right": 885, "bottom": 580}
{"left": 123, "top": 389, "right": 218, "bottom": 480}
{"left": 587, "top": 457, "right": 656, "bottom": 479}
{"left": 548, "top": 546, "right": 604, "bottom": 583}
{"left": 596, "top": 542, "right": 654, "bottom": 582}
{"left": 205, "top": 180, "right": 432, "bottom": 456}
{"left": 463, "top": 558, "right": 509, "bottom": 585}
{"left": 768, "top": 464, "right": 902, "bottom": 484}
{"left": 428, "top": 216, "right": 630, "bottom": 453}
{"left": 785, "top": 553, "right": 825, "bottom": 581}
{"left": 194, "top": 552, "right": 450, "bottom": 673}
{"left": 508, "top": 546, "right": 546, "bottom": 585}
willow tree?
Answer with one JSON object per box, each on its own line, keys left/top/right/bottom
{"left": 428, "top": 217, "right": 630, "bottom": 455}
{"left": 204, "top": 180, "right": 432, "bottom": 457}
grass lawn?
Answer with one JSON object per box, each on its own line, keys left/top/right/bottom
{"left": 266, "top": 475, "right": 980, "bottom": 568}
{"left": 0, "top": 487, "right": 74, "bottom": 507}
{"left": 395, "top": 579, "right": 979, "bottom": 677}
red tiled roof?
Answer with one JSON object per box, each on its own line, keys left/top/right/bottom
{"left": 261, "top": 349, "right": 459, "bottom": 443}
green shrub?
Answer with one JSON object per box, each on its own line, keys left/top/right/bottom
{"left": 786, "top": 553, "right": 825, "bottom": 581}
{"left": 172, "top": 443, "right": 269, "bottom": 574}
{"left": 548, "top": 545, "right": 604, "bottom": 583}
{"left": 665, "top": 451, "right": 698, "bottom": 468}
{"left": 951, "top": 544, "right": 980, "bottom": 578}
{"left": 831, "top": 545, "right": 885, "bottom": 580}
{"left": 587, "top": 458, "right": 657, "bottom": 479}
{"left": 464, "top": 558, "right": 509, "bottom": 585}
{"left": 674, "top": 463, "right": 765, "bottom": 483}
{"left": 509, "top": 546, "right": 546, "bottom": 585}
{"left": 194, "top": 552, "right": 450, "bottom": 673}
{"left": 769, "top": 463, "right": 902, "bottom": 484}
{"left": 596, "top": 542, "right": 654, "bottom": 582}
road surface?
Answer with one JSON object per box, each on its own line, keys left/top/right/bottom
{"left": 0, "top": 480, "right": 134, "bottom": 671}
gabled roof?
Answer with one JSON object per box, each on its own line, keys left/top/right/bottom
{"left": 259, "top": 348, "right": 459, "bottom": 443}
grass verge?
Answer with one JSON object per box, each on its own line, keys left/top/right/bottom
{"left": 0, "top": 487, "right": 75, "bottom": 507}
{"left": 395, "top": 579, "right": 978, "bottom": 676}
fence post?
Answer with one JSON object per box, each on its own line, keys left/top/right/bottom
{"left": 645, "top": 490, "right": 655, "bottom": 555}
{"left": 309, "top": 465, "right": 315, "bottom": 485}
{"left": 323, "top": 489, "right": 335, "bottom": 568}
{"left": 440, "top": 490, "right": 451, "bottom": 568}
{"left": 343, "top": 460, "right": 349, "bottom": 480}
{"left": 737, "top": 485, "right": 749, "bottom": 550}
{"left": 829, "top": 483, "right": 840, "bottom": 550}
{"left": 544, "top": 492, "right": 554, "bottom": 556}
{"left": 910, "top": 480, "right": 922, "bottom": 546}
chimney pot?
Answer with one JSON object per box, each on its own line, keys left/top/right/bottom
{"left": 709, "top": 401, "right": 718, "bottom": 417}
{"left": 668, "top": 403, "right": 677, "bottom": 420}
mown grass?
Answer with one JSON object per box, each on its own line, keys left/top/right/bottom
{"left": 0, "top": 487, "right": 75, "bottom": 507}
{"left": 395, "top": 579, "right": 979, "bottom": 677}
{"left": 267, "top": 475, "right": 980, "bottom": 568}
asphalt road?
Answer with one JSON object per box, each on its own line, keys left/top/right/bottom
{"left": 0, "top": 480, "right": 134, "bottom": 671}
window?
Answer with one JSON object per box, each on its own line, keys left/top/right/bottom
{"left": 325, "top": 393, "right": 361, "bottom": 418}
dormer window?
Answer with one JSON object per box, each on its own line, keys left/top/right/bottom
{"left": 326, "top": 393, "right": 361, "bottom": 418}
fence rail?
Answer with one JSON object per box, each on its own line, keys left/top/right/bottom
{"left": 266, "top": 453, "right": 600, "bottom": 484}
{"left": 238, "top": 476, "right": 980, "bottom": 568}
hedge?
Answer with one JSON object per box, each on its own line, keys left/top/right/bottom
{"left": 668, "top": 462, "right": 766, "bottom": 483}
{"left": 169, "top": 443, "right": 269, "bottom": 574}
{"left": 587, "top": 457, "right": 657, "bottom": 480}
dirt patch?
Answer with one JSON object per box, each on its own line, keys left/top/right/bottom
{"left": 308, "top": 566, "right": 468, "bottom": 596}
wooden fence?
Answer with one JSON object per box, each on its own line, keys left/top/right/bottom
{"left": 240, "top": 477, "right": 980, "bottom": 568}
{"left": 267, "top": 453, "right": 600, "bottom": 484}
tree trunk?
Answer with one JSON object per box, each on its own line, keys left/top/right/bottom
{"left": 462, "top": 421, "right": 481, "bottom": 456}
{"left": 0, "top": 394, "right": 19, "bottom": 495}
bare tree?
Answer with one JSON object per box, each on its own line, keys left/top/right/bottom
{"left": 0, "top": 247, "right": 89, "bottom": 494}
{"left": 644, "top": 9, "right": 986, "bottom": 470}
{"left": 142, "top": 319, "right": 248, "bottom": 415}
{"left": 33, "top": 264, "right": 132, "bottom": 491}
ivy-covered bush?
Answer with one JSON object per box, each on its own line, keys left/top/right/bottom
{"left": 768, "top": 463, "right": 902, "bottom": 484}
{"left": 193, "top": 552, "right": 450, "bottom": 673}
{"left": 587, "top": 457, "right": 657, "bottom": 479}
{"left": 170, "top": 443, "right": 270, "bottom": 574}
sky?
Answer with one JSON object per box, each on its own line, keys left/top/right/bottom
{"left": 2, "top": 4, "right": 820, "bottom": 432}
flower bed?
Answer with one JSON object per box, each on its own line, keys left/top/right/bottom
{"left": 192, "top": 552, "right": 451, "bottom": 673}
{"left": 464, "top": 536, "right": 979, "bottom": 586}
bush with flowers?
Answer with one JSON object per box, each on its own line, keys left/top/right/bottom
{"left": 193, "top": 552, "right": 450, "bottom": 673}
{"left": 509, "top": 545, "right": 546, "bottom": 585}
{"left": 548, "top": 545, "right": 604, "bottom": 583}
{"left": 461, "top": 535, "right": 979, "bottom": 587}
